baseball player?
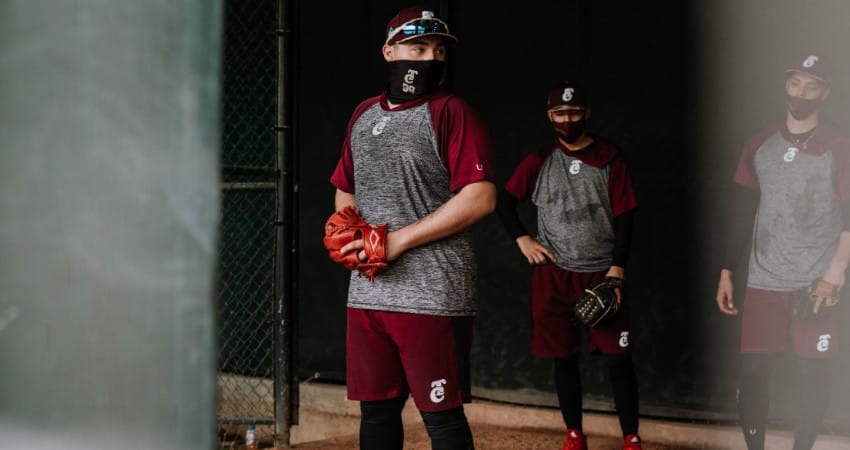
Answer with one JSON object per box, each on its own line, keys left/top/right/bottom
{"left": 327, "top": 5, "right": 496, "bottom": 449}
{"left": 495, "top": 81, "right": 641, "bottom": 450}
{"left": 715, "top": 53, "right": 850, "bottom": 450}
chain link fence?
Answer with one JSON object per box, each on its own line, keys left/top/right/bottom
{"left": 217, "top": 0, "right": 280, "bottom": 446}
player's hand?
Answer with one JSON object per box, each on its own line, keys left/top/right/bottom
{"left": 716, "top": 269, "right": 738, "bottom": 315}
{"left": 516, "top": 235, "right": 556, "bottom": 265}
{"left": 605, "top": 266, "right": 625, "bottom": 303}
{"left": 340, "top": 231, "right": 402, "bottom": 262}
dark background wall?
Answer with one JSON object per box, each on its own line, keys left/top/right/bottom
{"left": 295, "top": 0, "right": 850, "bottom": 431}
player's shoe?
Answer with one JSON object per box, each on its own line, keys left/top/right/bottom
{"left": 562, "top": 429, "right": 587, "bottom": 450}
{"left": 623, "top": 434, "right": 642, "bottom": 450}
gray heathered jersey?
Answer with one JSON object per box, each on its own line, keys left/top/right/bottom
{"left": 346, "top": 102, "right": 477, "bottom": 316}
{"left": 747, "top": 132, "right": 842, "bottom": 290}
{"left": 532, "top": 150, "right": 614, "bottom": 272}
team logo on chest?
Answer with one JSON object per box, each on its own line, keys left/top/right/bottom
{"left": 783, "top": 146, "right": 799, "bottom": 162}
{"left": 569, "top": 159, "right": 583, "bottom": 175}
{"left": 372, "top": 116, "right": 392, "bottom": 136}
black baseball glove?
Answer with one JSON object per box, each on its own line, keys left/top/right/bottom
{"left": 793, "top": 279, "right": 841, "bottom": 320}
{"left": 574, "top": 277, "right": 624, "bottom": 327}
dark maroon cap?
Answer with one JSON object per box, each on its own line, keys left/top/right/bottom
{"left": 385, "top": 6, "right": 457, "bottom": 46}
{"left": 786, "top": 53, "right": 832, "bottom": 84}
{"left": 547, "top": 81, "right": 588, "bottom": 111}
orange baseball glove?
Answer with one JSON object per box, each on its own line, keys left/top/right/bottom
{"left": 322, "top": 206, "right": 388, "bottom": 282}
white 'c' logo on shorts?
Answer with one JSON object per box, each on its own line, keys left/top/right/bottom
{"left": 817, "top": 334, "right": 831, "bottom": 352}
{"left": 429, "top": 379, "right": 447, "bottom": 403}
{"left": 619, "top": 331, "right": 630, "bottom": 348}
{"left": 569, "top": 160, "right": 582, "bottom": 175}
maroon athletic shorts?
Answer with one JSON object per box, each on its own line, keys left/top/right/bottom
{"left": 346, "top": 308, "right": 472, "bottom": 412}
{"left": 741, "top": 287, "right": 840, "bottom": 358}
{"left": 530, "top": 263, "right": 633, "bottom": 358}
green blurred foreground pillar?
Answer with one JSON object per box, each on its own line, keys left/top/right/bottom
{"left": 0, "top": 1, "right": 222, "bottom": 449}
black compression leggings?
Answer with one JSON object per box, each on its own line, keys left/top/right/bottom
{"left": 360, "top": 398, "right": 473, "bottom": 450}
{"left": 554, "top": 355, "right": 583, "bottom": 430}
{"left": 554, "top": 353, "right": 639, "bottom": 435}
{"left": 360, "top": 397, "right": 406, "bottom": 450}
{"left": 793, "top": 359, "right": 829, "bottom": 450}
{"left": 420, "top": 407, "right": 475, "bottom": 450}
{"left": 737, "top": 354, "right": 829, "bottom": 450}
{"left": 606, "top": 353, "right": 640, "bottom": 436}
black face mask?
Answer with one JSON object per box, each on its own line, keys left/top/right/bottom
{"left": 386, "top": 60, "right": 445, "bottom": 104}
{"left": 786, "top": 94, "right": 823, "bottom": 120}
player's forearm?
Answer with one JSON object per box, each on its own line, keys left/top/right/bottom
{"left": 495, "top": 188, "right": 528, "bottom": 240}
{"left": 334, "top": 189, "right": 356, "bottom": 210}
{"left": 823, "top": 231, "right": 850, "bottom": 285}
{"left": 612, "top": 210, "right": 634, "bottom": 267}
{"left": 721, "top": 184, "right": 759, "bottom": 271}
{"left": 392, "top": 181, "right": 496, "bottom": 253}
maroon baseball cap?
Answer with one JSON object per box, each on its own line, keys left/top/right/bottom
{"left": 786, "top": 53, "right": 832, "bottom": 84}
{"left": 547, "top": 81, "right": 588, "bottom": 111}
{"left": 385, "top": 6, "right": 457, "bottom": 46}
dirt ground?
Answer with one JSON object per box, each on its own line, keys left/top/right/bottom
{"left": 280, "top": 424, "right": 689, "bottom": 450}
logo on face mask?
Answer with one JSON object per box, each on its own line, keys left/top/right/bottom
{"left": 817, "top": 334, "right": 831, "bottom": 352}
{"left": 429, "top": 379, "right": 447, "bottom": 403}
{"left": 372, "top": 116, "right": 392, "bottom": 135}
{"left": 561, "top": 87, "right": 575, "bottom": 102}
{"left": 402, "top": 69, "right": 420, "bottom": 94}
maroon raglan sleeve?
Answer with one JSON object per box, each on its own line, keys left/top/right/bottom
{"left": 827, "top": 127, "right": 850, "bottom": 201}
{"left": 733, "top": 127, "right": 778, "bottom": 190}
{"left": 330, "top": 97, "right": 381, "bottom": 193}
{"left": 504, "top": 151, "right": 545, "bottom": 201}
{"left": 430, "top": 95, "right": 495, "bottom": 192}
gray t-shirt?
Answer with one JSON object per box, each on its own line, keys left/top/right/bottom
{"left": 747, "top": 132, "right": 842, "bottom": 290}
{"left": 333, "top": 93, "right": 493, "bottom": 316}
{"left": 532, "top": 150, "right": 615, "bottom": 272}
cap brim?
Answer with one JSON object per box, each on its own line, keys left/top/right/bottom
{"left": 391, "top": 32, "right": 458, "bottom": 45}
{"left": 785, "top": 68, "right": 829, "bottom": 84}
{"left": 548, "top": 105, "right": 586, "bottom": 112}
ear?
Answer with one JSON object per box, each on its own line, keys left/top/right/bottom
{"left": 584, "top": 108, "right": 592, "bottom": 120}
{"left": 822, "top": 86, "right": 831, "bottom": 102}
{"left": 382, "top": 44, "right": 394, "bottom": 62}
{"left": 546, "top": 110, "right": 556, "bottom": 123}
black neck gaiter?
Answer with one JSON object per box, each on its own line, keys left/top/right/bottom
{"left": 386, "top": 60, "right": 445, "bottom": 104}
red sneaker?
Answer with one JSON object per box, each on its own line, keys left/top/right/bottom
{"left": 623, "top": 434, "right": 642, "bottom": 450}
{"left": 562, "top": 429, "right": 587, "bottom": 450}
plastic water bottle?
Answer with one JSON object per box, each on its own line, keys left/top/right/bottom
{"left": 245, "top": 423, "right": 258, "bottom": 450}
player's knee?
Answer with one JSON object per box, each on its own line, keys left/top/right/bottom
{"left": 360, "top": 396, "right": 407, "bottom": 424}
{"left": 420, "top": 407, "right": 474, "bottom": 450}
{"left": 604, "top": 352, "right": 633, "bottom": 369}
